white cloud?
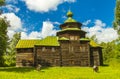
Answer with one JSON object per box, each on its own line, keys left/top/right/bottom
{"left": 82, "top": 19, "right": 119, "bottom": 43}
{"left": 6, "top": 0, "right": 18, "bottom": 4}
{"left": 21, "top": 32, "right": 28, "bottom": 39}
{"left": 2, "top": 4, "right": 20, "bottom": 13}
{"left": 21, "top": 31, "right": 41, "bottom": 39}
{"left": 0, "top": 13, "right": 58, "bottom": 39}
{"left": 23, "top": 0, "right": 76, "bottom": 12}
{"left": 83, "top": 20, "right": 91, "bottom": 26}
{"left": 21, "top": 21, "right": 58, "bottom": 39}
{"left": 41, "top": 21, "right": 57, "bottom": 38}
{"left": 0, "top": 13, "right": 23, "bottom": 39}
{"left": 1, "top": 13, "right": 22, "bottom": 31}
{"left": 64, "top": 0, "right": 76, "bottom": 3}
{"left": 96, "top": 28, "right": 118, "bottom": 43}
{"left": 7, "top": 30, "right": 15, "bottom": 39}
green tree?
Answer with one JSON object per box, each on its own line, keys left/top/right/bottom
{"left": 111, "top": 0, "right": 120, "bottom": 66}
{"left": 4, "top": 32, "right": 21, "bottom": 66}
{"left": 0, "top": 0, "right": 5, "bottom": 6}
{"left": 100, "top": 39, "right": 120, "bottom": 64}
{"left": 100, "top": 42, "right": 115, "bottom": 63}
{"left": 113, "top": 0, "right": 120, "bottom": 35}
{"left": 0, "top": 18, "right": 8, "bottom": 66}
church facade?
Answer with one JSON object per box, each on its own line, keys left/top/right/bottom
{"left": 16, "top": 11, "right": 103, "bottom": 67}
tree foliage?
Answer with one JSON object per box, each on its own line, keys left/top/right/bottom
{"left": 113, "top": 0, "right": 120, "bottom": 34}
{"left": 100, "top": 40, "right": 120, "bottom": 64}
{"left": 0, "top": 18, "right": 8, "bottom": 66}
{"left": 0, "top": 0, "right": 5, "bottom": 6}
{"left": 4, "top": 32, "right": 21, "bottom": 66}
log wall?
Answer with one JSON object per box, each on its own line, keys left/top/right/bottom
{"left": 60, "top": 40, "right": 90, "bottom": 66}
{"left": 35, "top": 46, "right": 60, "bottom": 66}
{"left": 16, "top": 48, "right": 34, "bottom": 67}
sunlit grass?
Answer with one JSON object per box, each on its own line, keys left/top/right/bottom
{"left": 0, "top": 66, "right": 120, "bottom": 79}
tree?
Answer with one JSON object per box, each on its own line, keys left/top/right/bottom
{"left": 113, "top": 0, "right": 120, "bottom": 35}
{"left": 0, "top": 18, "right": 8, "bottom": 66}
{"left": 100, "top": 42, "right": 115, "bottom": 63}
{"left": 100, "top": 39, "right": 120, "bottom": 65}
{"left": 0, "top": 0, "right": 5, "bottom": 6}
{"left": 4, "top": 32, "right": 21, "bottom": 66}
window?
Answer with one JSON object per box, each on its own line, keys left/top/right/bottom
{"left": 42, "top": 47, "right": 46, "bottom": 52}
{"left": 70, "top": 36, "right": 74, "bottom": 40}
{"left": 80, "top": 46, "right": 86, "bottom": 52}
{"left": 26, "top": 49, "right": 32, "bottom": 52}
{"left": 70, "top": 36, "right": 78, "bottom": 40}
{"left": 75, "top": 36, "right": 78, "bottom": 40}
{"left": 52, "top": 47, "right": 55, "bottom": 52}
{"left": 71, "top": 46, "right": 74, "bottom": 52}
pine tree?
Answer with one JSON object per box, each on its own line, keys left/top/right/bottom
{"left": 0, "top": 18, "right": 8, "bottom": 66}
{"left": 4, "top": 32, "right": 21, "bottom": 66}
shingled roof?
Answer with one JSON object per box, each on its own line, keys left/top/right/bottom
{"left": 16, "top": 36, "right": 60, "bottom": 48}
{"left": 90, "top": 40, "right": 101, "bottom": 47}
{"left": 36, "top": 36, "right": 60, "bottom": 46}
{"left": 16, "top": 36, "right": 101, "bottom": 48}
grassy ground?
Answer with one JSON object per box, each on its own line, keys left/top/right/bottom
{"left": 0, "top": 66, "right": 119, "bottom": 79}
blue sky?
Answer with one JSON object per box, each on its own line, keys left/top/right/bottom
{"left": 0, "top": 0, "right": 119, "bottom": 43}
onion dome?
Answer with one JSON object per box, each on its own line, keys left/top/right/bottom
{"left": 64, "top": 10, "right": 77, "bottom": 23}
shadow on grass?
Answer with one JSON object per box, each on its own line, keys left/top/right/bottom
{"left": 0, "top": 66, "right": 50, "bottom": 73}
{"left": 102, "top": 64, "right": 109, "bottom": 67}
{"left": 0, "top": 67, "right": 35, "bottom": 73}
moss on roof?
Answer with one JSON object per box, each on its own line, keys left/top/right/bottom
{"left": 16, "top": 36, "right": 60, "bottom": 48}
{"left": 67, "top": 10, "right": 73, "bottom": 17}
{"left": 58, "top": 28, "right": 80, "bottom": 33}
{"left": 36, "top": 36, "right": 60, "bottom": 46}
{"left": 59, "top": 37, "right": 69, "bottom": 41}
{"left": 64, "top": 10, "right": 77, "bottom": 23}
{"left": 16, "top": 40, "right": 39, "bottom": 48}
{"left": 65, "top": 17, "right": 77, "bottom": 23}
{"left": 80, "top": 38, "right": 90, "bottom": 41}
{"left": 90, "top": 40, "right": 100, "bottom": 47}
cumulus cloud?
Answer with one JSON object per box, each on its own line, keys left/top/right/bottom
{"left": 23, "top": 0, "right": 76, "bottom": 12}
{"left": 0, "top": 13, "right": 23, "bottom": 39}
{"left": 82, "top": 19, "right": 119, "bottom": 43}
{"left": 0, "top": 12, "right": 58, "bottom": 39}
{"left": 1, "top": 4, "right": 20, "bottom": 13}
{"left": 83, "top": 20, "right": 91, "bottom": 26}
{"left": 7, "top": 30, "right": 15, "bottom": 39}
{"left": 21, "top": 21, "right": 58, "bottom": 39}
{"left": 21, "top": 31, "right": 41, "bottom": 39}
{"left": 1, "top": 13, "right": 22, "bottom": 31}
{"left": 41, "top": 21, "right": 57, "bottom": 38}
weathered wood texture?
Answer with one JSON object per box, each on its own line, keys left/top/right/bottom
{"left": 90, "top": 47, "right": 103, "bottom": 66}
{"left": 16, "top": 22, "right": 103, "bottom": 67}
{"left": 59, "top": 40, "right": 90, "bottom": 66}
{"left": 35, "top": 46, "right": 60, "bottom": 66}
{"left": 16, "top": 48, "right": 34, "bottom": 67}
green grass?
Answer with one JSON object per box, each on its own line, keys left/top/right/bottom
{"left": 0, "top": 66, "right": 120, "bottom": 79}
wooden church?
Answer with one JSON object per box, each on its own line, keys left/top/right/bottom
{"left": 16, "top": 11, "right": 103, "bottom": 67}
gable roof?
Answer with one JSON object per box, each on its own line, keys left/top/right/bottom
{"left": 80, "top": 38, "right": 90, "bottom": 41}
{"left": 80, "top": 38, "right": 101, "bottom": 47}
{"left": 16, "top": 36, "right": 60, "bottom": 48}
{"left": 16, "top": 40, "right": 39, "bottom": 48}
{"left": 90, "top": 40, "right": 101, "bottom": 47}
{"left": 58, "top": 37, "right": 69, "bottom": 41}
{"left": 36, "top": 36, "right": 60, "bottom": 46}
{"left": 57, "top": 28, "right": 81, "bottom": 33}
